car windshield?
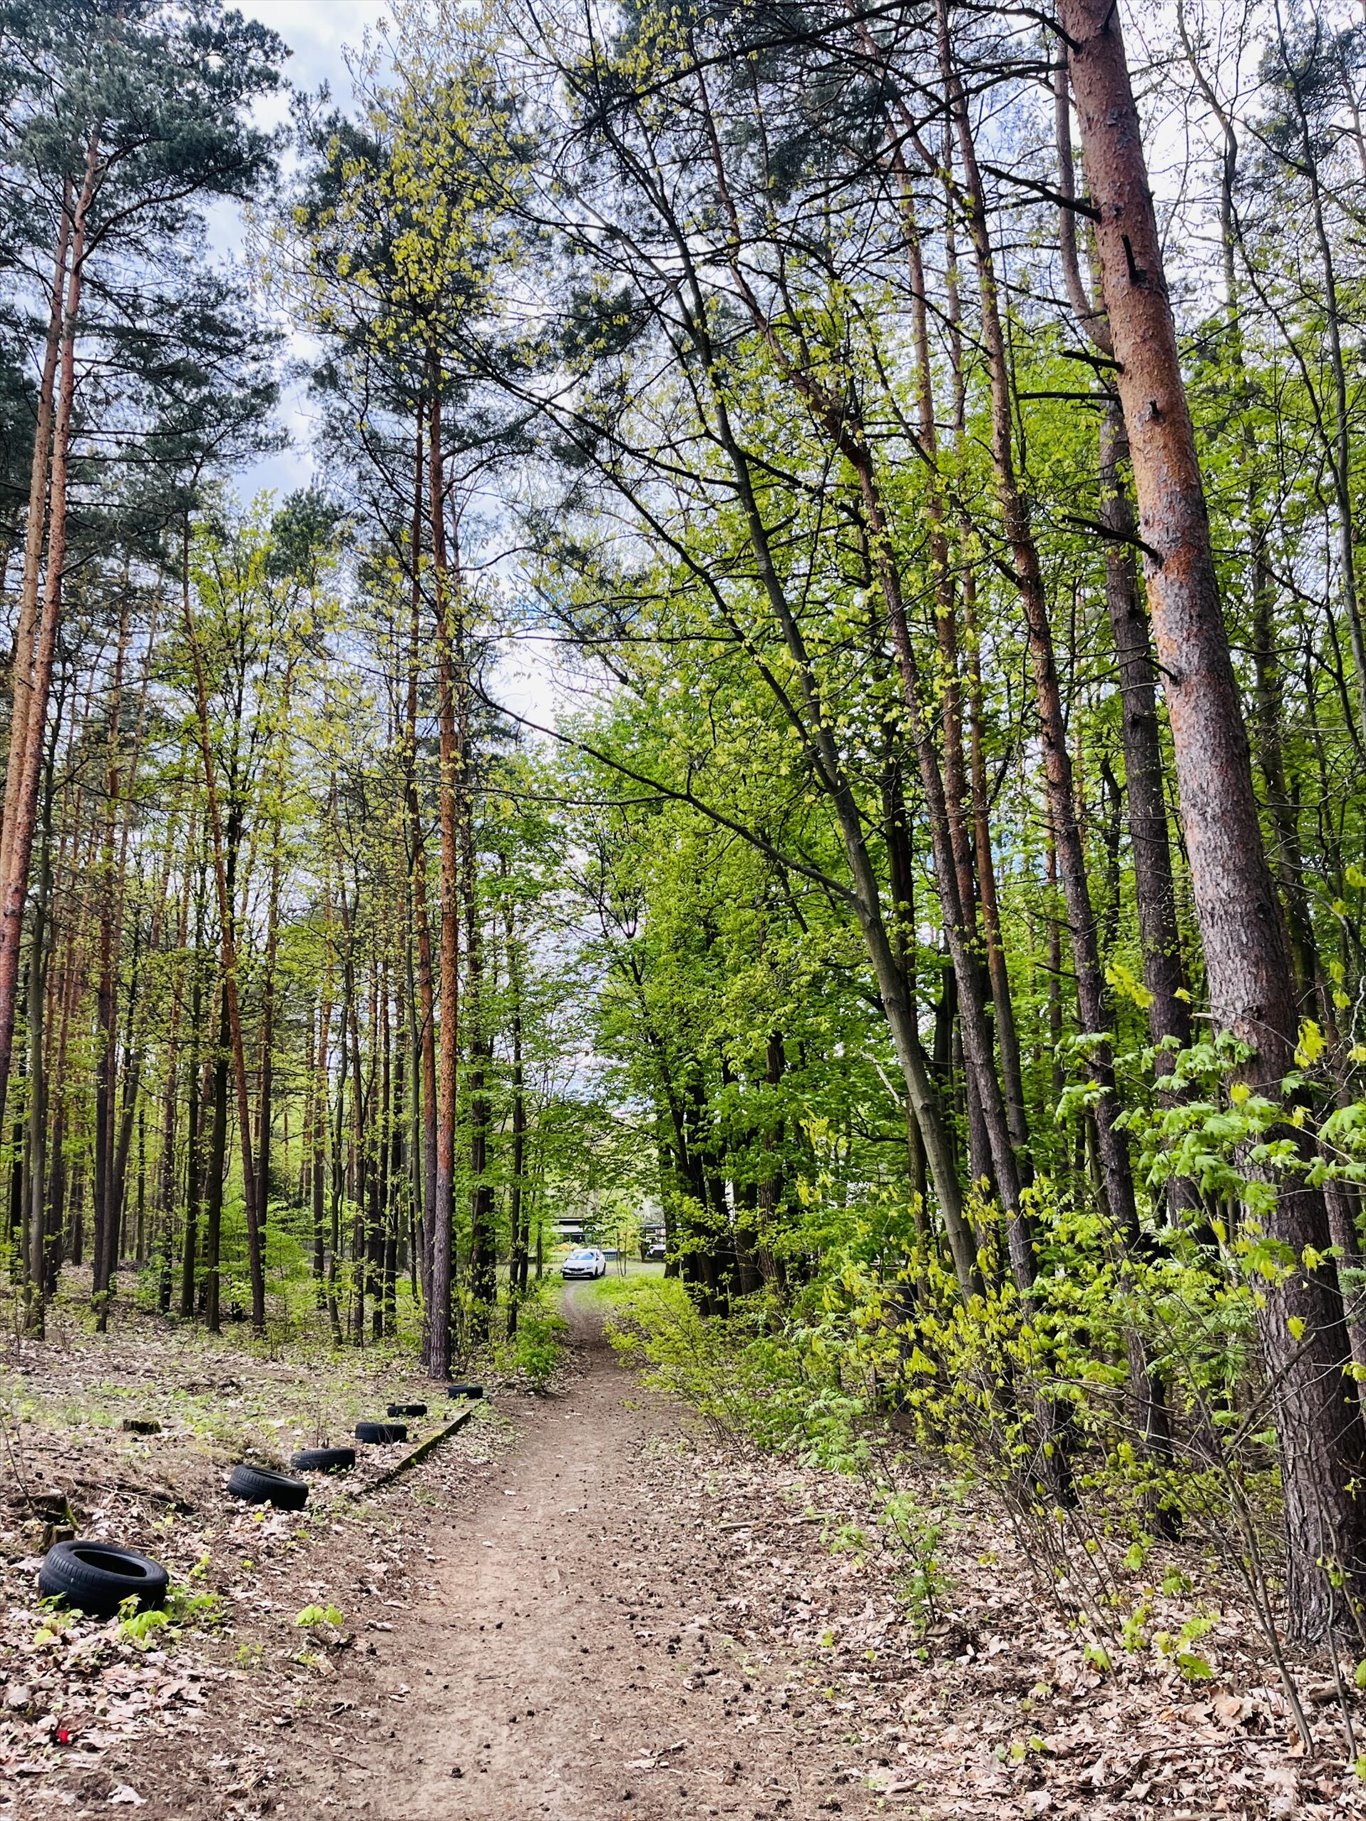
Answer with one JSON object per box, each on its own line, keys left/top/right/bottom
{"left": 568, "top": 1249, "right": 596, "bottom": 1261}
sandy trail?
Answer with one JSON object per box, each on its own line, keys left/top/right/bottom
{"left": 284, "top": 1284, "right": 851, "bottom": 1821}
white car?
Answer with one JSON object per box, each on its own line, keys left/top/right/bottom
{"left": 561, "top": 1246, "right": 607, "bottom": 1280}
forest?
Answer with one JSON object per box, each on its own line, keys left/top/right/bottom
{"left": 6, "top": 0, "right": 1366, "bottom": 1810}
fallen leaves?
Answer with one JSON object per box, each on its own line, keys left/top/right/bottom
{"left": 6, "top": 1313, "right": 1366, "bottom": 1820}
{"left": 1, "top": 1312, "right": 515, "bottom": 1819}
{"left": 595, "top": 1425, "right": 1366, "bottom": 1819}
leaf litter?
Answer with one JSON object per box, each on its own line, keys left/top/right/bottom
{"left": 2, "top": 1306, "right": 1364, "bottom": 1819}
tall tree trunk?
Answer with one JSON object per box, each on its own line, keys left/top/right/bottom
{"left": 92, "top": 594, "right": 131, "bottom": 1326}
{"left": 157, "top": 852, "right": 191, "bottom": 1316}
{"left": 44, "top": 817, "right": 83, "bottom": 1292}
{"left": 181, "top": 553, "right": 264, "bottom": 1333}
{"left": 339, "top": 889, "right": 367, "bottom": 1345}
{"left": 203, "top": 979, "right": 230, "bottom": 1334}
{"left": 504, "top": 884, "right": 528, "bottom": 1331}
{"left": 22, "top": 740, "right": 55, "bottom": 1335}
{"left": 1063, "top": 0, "right": 1366, "bottom": 1638}
{"left": 256, "top": 813, "right": 282, "bottom": 1236}
{"left": 108, "top": 615, "right": 162, "bottom": 1282}
{"left": 328, "top": 990, "right": 346, "bottom": 1346}
{"left": 0, "top": 137, "right": 98, "bottom": 1135}
{"left": 0, "top": 177, "right": 71, "bottom": 893}
{"left": 465, "top": 1016, "right": 497, "bottom": 1332}
{"left": 462, "top": 736, "right": 496, "bottom": 1339}
{"left": 180, "top": 855, "right": 210, "bottom": 1319}
{"left": 427, "top": 366, "right": 458, "bottom": 1380}
{"left": 111, "top": 906, "right": 145, "bottom": 1269}
{"left": 931, "top": 161, "right": 1034, "bottom": 1176}
{"left": 312, "top": 993, "right": 333, "bottom": 1295}
{"left": 385, "top": 1014, "right": 403, "bottom": 1336}
{"left": 369, "top": 959, "right": 389, "bottom": 1342}
{"left": 403, "top": 412, "right": 439, "bottom": 1336}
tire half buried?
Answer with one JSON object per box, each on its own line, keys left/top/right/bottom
{"left": 355, "top": 1420, "right": 407, "bottom": 1444}
{"left": 290, "top": 1446, "right": 356, "bottom": 1474}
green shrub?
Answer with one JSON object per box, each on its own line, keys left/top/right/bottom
{"left": 500, "top": 1288, "right": 569, "bottom": 1391}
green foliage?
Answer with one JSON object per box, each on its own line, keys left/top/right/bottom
{"left": 10, "top": 0, "right": 1366, "bottom": 1696}
{"left": 1154, "top": 1613, "right": 1220, "bottom": 1683}
{"left": 882, "top": 1490, "right": 950, "bottom": 1640}
{"left": 116, "top": 1605, "right": 173, "bottom": 1648}
{"left": 294, "top": 1603, "right": 345, "bottom": 1630}
{"left": 117, "top": 1585, "right": 224, "bottom": 1650}
{"left": 501, "top": 1288, "right": 569, "bottom": 1391}
{"left": 599, "top": 1274, "right": 865, "bottom": 1467}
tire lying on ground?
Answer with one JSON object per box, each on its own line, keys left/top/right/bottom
{"left": 290, "top": 1447, "right": 355, "bottom": 1474}
{"left": 386, "top": 1402, "right": 426, "bottom": 1418}
{"left": 226, "top": 1463, "right": 309, "bottom": 1510}
{"left": 447, "top": 1383, "right": 484, "bottom": 1399}
{"left": 355, "top": 1421, "right": 407, "bottom": 1444}
{"left": 39, "top": 1540, "right": 169, "bottom": 1618}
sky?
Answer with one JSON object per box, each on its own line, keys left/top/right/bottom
{"left": 244, "top": 0, "right": 391, "bottom": 122}
{"left": 233, "top": 0, "right": 392, "bottom": 498}
{"left": 224, "top": 0, "right": 566, "bottom": 725}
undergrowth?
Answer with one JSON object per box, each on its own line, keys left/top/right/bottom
{"left": 592, "top": 1244, "right": 1366, "bottom": 1732}
{"left": 496, "top": 1283, "right": 569, "bottom": 1391}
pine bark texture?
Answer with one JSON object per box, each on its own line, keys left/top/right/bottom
{"left": 1063, "top": 0, "right": 1366, "bottom": 1636}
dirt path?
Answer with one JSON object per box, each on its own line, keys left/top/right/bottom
{"left": 279, "top": 1286, "right": 865, "bottom": 1821}
{"left": 12, "top": 1290, "right": 1361, "bottom": 1818}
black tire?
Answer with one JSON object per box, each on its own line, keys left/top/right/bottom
{"left": 226, "top": 1463, "right": 309, "bottom": 1511}
{"left": 39, "top": 1540, "right": 169, "bottom": 1618}
{"left": 355, "top": 1421, "right": 407, "bottom": 1444}
{"left": 386, "top": 1402, "right": 427, "bottom": 1418}
{"left": 447, "top": 1383, "right": 484, "bottom": 1400}
{"left": 290, "top": 1447, "right": 355, "bottom": 1474}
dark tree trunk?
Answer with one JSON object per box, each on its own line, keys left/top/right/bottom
{"left": 462, "top": 792, "right": 496, "bottom": 1340}
{"left": 156, "top": 866, "right": 189, "bottom": 1316}
{"left": 203, "top": 979, "right": 230, "bottom": 1334}
{"left": 505, "top": 887, "right": 528, "bottom": 1333}
{"left": 312, "top": 995, "right": 332, "bottom": 1293}
{"left": 406, "top": 406, "right": 439, "bottom": 1326}
{"left": 22, "top": 750, "right": 54, "bottom": 1335}
{"left": 92, "top": 596, "right": 130, "bottom": 1326}
{"left": 180, "top": 860, "right": 209, "bottom": 1319}
{"left": 181, "top": 539, "right": 264, "bottom": 1333}
{"left": 256, "top": 820, "right": 282, "bottom": 1238}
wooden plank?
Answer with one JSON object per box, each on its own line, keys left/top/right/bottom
{"left": 352, "top": 1405, "right": 477, "bottom": 1496}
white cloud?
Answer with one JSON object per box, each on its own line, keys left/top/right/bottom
{"left": 210, "top": 4, "right": 394, "bottom": 498}
{"left": 219, "top": 2, "right": 570, "bottom": 728}
{"left": 240, "top": 1, "right": 393, "bottom": 113}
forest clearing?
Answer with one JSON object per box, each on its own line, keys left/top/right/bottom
{"left": 6, "top": 0, "right": 1366, "bottom": 1814}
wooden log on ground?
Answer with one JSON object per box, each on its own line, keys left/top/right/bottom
{"left": 354, "top": 1404, "right": 477, "bottom": 1495}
